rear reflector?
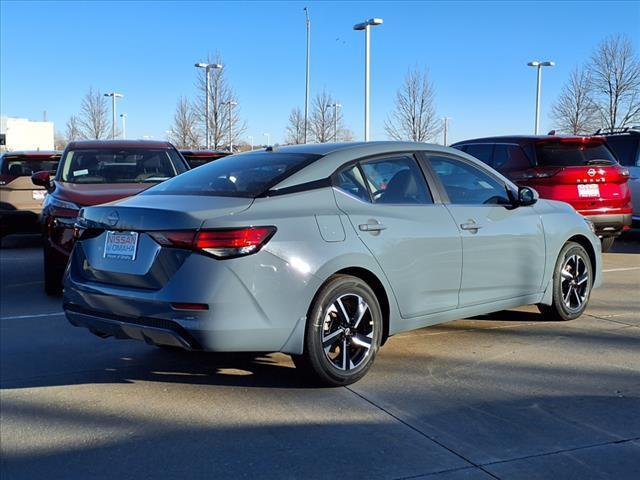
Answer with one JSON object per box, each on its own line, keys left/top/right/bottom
{"left": 171, "top": 302, "right": 209, "bottom": 311}
{"left": 149, "top": 226, "right": 276, "bottom": 259}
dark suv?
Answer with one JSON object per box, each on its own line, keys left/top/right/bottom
{"left": 594, "top": 127, "right": 639, "bottom": 228}
{"left": 452, "top": 135, "right": 632, "bottom": 251}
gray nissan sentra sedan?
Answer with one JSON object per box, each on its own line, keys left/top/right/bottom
{"left": 63, "top": 142, "right": 602, "bottom": 386}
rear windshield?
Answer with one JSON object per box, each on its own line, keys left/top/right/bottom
{"left": 60, "top": 148, "right": 187, "bottom": 184}
{"left": 144, "top": 151, "right": 320, "bottom": 198}
{"left": 1, "top": 155, "right": 60, "bottom": 176}
{"left": 535, "top": 142, "right": 617, "bottom": 167}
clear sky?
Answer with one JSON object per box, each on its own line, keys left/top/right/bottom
{"left": 1, "top": 0, "right": 639, "bottom": 145}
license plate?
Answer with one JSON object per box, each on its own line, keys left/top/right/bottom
{"left": 577, "top": 184, "right": 600, "bottom": 198}
{"left": 32, "top": 190, "right": 46, "bottom": 201}
{"left": 104, "top": 231, "right": 139, "bottom": 260}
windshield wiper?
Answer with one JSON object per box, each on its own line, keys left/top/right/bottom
{"left": 586, "top": 159, "right": 616, "bottom": 165}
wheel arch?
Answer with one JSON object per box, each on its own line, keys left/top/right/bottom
{"left": 567, "top": 234, "right": 598, "bottom": 284}
{"left": 333, "top": 267, "right": 391, "bottom": 346}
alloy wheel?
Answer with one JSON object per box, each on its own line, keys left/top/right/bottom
{"left": 321, "top": 294, "right": 374, "bottom": 371}
{"left": 560, "top": 254, "right": 590, "bottom": 311}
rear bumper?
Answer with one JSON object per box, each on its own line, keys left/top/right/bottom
{"left": 583, "top": 213, "right": 632, "bottom": 237}
{"left": 65, "top": 303, "right": 201, "bottom": 350}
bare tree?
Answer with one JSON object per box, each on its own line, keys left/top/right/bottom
{"left": 168, "top": 97, "right": 202, "bottom": 149}
{"left": 194, "top": 53, "right": 247, "bottom": 149}
{"left": 54, "top": 132, "right": 67, "bottom": 150}
{"left": 551, "top": 67, "right": 599, "bottom": 134}
{"left": 309, "top": 90, "right": 350, "bottom": 143}
{"left": 65, "top": 115, "right": 82, "bottom": 142}
{"left": 589, "top": 34, "right": 640, "bottom": 130}
{"left": 285, "top": 107, "right": 305, "bottom": 144}
{"left": 385, "top": 67, "right": 441, "bottom": 142}
{"left": 78, "top": 88, "right": 110, "bottom": 139}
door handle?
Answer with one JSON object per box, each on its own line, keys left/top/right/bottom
{"left": 460, "top": 220, "right": 482, "bottom": 231}
{"left": 359, "top": 223, "right": 387, "bottom": 232}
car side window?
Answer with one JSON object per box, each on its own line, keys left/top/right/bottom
{"left": 360, "top": 155, "right": 433, "bottom": 204}
{"left": 464, "top": 144, "right": 494, "bottom": 166}
{"left": 429, "top": 156, "right": 510, "bottom": 205}
{"left": 335, "top": 165, "right": 370, "bottom": 202}
{"left": 493, "top": 145, "right": 532, "bottom": 173}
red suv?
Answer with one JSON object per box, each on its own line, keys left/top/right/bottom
{"left": 32, "top": 140, "right": 189, "bottom": 294}
{"left": 452, "top": 135, "right": 632, "bottom": 251}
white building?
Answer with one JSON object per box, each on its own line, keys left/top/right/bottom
{"left": 0, "top": 116, "right": 55, "bottom": 152}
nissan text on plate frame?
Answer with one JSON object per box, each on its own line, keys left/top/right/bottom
{"left": 63, "top": 142, "right": 602, "bottom": 386}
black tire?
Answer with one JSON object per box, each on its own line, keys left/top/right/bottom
{"left": 43, "top": 244, "right": 65, "bottom": 296}
{"left": 537, "top": 241, "right": 593, "bottom": 321}
{"left": 293, "top": 275, "right": 383, "bottom": 387}
{"left": 600, "top": 236, "right": 615, "bottom": 253}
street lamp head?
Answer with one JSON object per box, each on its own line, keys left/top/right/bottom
{"left": 527, "top": 61, "right": 541, "bottom": 67}
{"left": 541, "top": 61, "right": 555, "bottom": 67}
{"left": 528, "top": 60, "right": 555, "bottom": 68}
{"left": 195, "top": 63, "right": 223, "bottom": 70}
{"left": 353, "top": 17, "right": 384, "bottom": 30}
{"left": 104, "top": 92, "right": 123, "bottom": 98}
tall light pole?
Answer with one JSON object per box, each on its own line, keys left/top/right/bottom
{"left": 223, "top": 100, "right": 238, "bottom": 152}
{"left": 442, "top": 117, "right": 450, "bottom": 146}
{"left": 104, "top": 92, "right": 123, "bottom": 139}
{"left": 248, "top": 135, "right": 254, "bottom": 151}
{"left": 263, "top": 133, "right": 271, "bottom": 147}
{"left": 304, "top": 7, "right": 311, "bottom": 144}
{"left": 120, "top": 113, "right": 127, "bottom": 139}
{"left": 527, "top": 60, "right": 555, "bottom": 135}
{"left": 330, "top": 103, "right": 342, "bottom": 141}
{"left": 354, "top": 18, "right": 383, "bottom": 142}
{"left": 195, "top": 62, "right": 223, "bottom": 148}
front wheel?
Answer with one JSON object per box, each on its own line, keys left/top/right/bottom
{"left": 538, "top": 241, "right": 593, "bottom": 321}
{"left": 293, "top": 275, "right": 383, "bottom": 387}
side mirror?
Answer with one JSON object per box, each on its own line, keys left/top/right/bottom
{"left": 31, "top": 171, "right": 52, "bottom": 191}
{"left": 518, "top": 186, "right": 538, "bottom": 206}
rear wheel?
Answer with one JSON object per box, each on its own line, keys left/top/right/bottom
{"left": 600, "top": 236, "right": 615, "bottom": 253}
{"left": 538, "top": 242, "right": 593, "bottom": 321}
{"left": 293, "top": 275, "right": 383, "bottom": 387}
{"left": 43, "top": 244, "right": 65, "bottom": 296}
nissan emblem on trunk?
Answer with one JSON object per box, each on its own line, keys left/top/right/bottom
{"left": 106, "top": 210, "right": 119, "bottom": 227}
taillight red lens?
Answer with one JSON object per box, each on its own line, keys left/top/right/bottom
{"left": 149, "top": 227, "right": 276, "bottom": 259}
{"left": 195, "top": 227, "right": 276, "bottom": 258}
{"left": 148, "top": 231, "right": 195, "bottom": 248}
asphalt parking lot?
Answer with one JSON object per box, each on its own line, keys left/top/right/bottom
{"left": 1, "top": 233, "right": 639, "bottom": 480}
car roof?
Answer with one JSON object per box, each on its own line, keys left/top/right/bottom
{"left": 1, "top": 150, "right": 62, "bottom": 158}
{"left": 451, "top": 135, "right": 608, "bottom": 146}
{"left": 271, "top": 141, "right": 508, "bottom": 190}
{"left": 66, "top": 140, "right": 174, "bottom": 150}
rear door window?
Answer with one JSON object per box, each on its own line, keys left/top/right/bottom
{"left": 535, "top": 141, "right": 617, "bottom": 166}
{"left": 605, "top": 136, "right": 640, "bottom": 167}
{"left": 335, "top": 165, "right": 370, "bottom": 202}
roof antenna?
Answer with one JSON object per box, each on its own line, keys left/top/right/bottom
{"left": 547, "top": 130, "right": 556, "bottom": 135}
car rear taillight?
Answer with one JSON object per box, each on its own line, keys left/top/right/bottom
{"left": 0, "top": 174, "right": 18, "bottom": 186}
{"left": 149, "top": 226, "right": 276, "bottom": 259}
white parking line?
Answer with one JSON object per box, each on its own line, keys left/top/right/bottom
{"left": 602, "top": 267, "right": 640, "bottom": 273}
{"left": 0, "top": 312, "right": 64, "bottom": 320}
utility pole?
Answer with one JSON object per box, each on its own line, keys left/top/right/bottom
{"left": 195, "top": 62, "right": 223, "bottom": 148}
{"left": 120, "top": 113, "right": 127, "bottom": 139}
{"left": 304, "top": 7, "right": 311, "bottom": 144}
{"left": 442, "top": 117, "right": 449, "bottom": 146}
{"left": 354, "top": 18, "right": 383, "bottom": 141}
{"left": 330, "top": 103, "right": 342, "bottom": 141}
{"left": 104, "top": 92, "right": 123, "bottom": 139}
{"left": 527, "top": 61, "right": 555, "bottom": 135}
